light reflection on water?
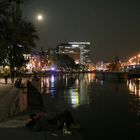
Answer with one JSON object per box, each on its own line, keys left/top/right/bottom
{"left": 40, "top": 74, "right": 140, "bottom": 111}
{"left": 127, "top": 78, "right": 140, "bottom": 115}
{"left": 41, "top": 73, "right": 96, "bottom": 108}
{"left": 17, "top": 74, "right": 140, "bottom": 115}
{"left": 127, "top": 78, "right": 140, "bottom": 97}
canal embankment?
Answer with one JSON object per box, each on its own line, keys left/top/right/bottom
{"left": 95, "top": 71, "right": 140, "bottom": 81}
{"left": 95, "top": 71, "right": 127, "bottom": 81}
{"left": 0, "top": 79, "right": 83, "bottom": 140}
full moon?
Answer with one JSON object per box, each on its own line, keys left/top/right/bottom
{"left": 37, "top": 14, "right": 43, "bottom": 21}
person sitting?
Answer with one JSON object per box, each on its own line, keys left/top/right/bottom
{"left": 15, "top": 78, "right": 26, "bottom": 88}
{"left": 25, "top": 110, "right": 80, "bottom": 131}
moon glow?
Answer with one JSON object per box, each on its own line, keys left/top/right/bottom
{"left": 37, "top": 14, "right": 43, "bottom": 21}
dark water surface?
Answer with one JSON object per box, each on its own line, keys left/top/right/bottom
{"left": 36, "top": 73, "right": 140, "bottom": 139}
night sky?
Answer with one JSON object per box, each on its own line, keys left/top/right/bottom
{"left": 22, "top": 0, "right": 140, "bottom": 62}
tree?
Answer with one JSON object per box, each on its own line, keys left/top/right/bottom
{"left": 0, "top": 0, "right": 9, "bottom": 64}
{"left": 0, "top": 0, "right": 39, "bottom": 69}
{"left": 51, "top": 53, "right": 77, "bottom": 70}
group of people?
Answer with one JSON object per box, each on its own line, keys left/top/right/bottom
{"left": 1, "top": 68, "right": 41, "bottom": 85}
{"left": 1, "top": 68, "right": 16, "bottom": 84}
{"left": 2, "top": 67, "right": 25, "bottom": 88}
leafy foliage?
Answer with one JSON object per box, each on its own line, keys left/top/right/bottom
{"left": 0, "top": 0, "right": 39, "bottom": 68}
{"left": 51, "top": 53, "right": 78, "bottom": 70}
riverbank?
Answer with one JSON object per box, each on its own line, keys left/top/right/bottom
{"left": 0, "top": 78, "right": 83, "bottom": 140}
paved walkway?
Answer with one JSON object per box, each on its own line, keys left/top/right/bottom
{"left": 0, "top": 78, "right": 83, "bottom": 140}
{"left": 0, "top": 82, "right": 20, "bottom": 121}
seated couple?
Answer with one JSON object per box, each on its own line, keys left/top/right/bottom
{"left": 25, "top": 110, "right": 80, "bottom": 131}
{"left": 15, "top": 78, "right": 26, "bottom": 88}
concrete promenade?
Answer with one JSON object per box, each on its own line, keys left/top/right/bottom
{"left": 0, "top": 78, "right": 83, "bottom": 140}
{"left": 0, "top": 79, "right": 21, "bottom": 121}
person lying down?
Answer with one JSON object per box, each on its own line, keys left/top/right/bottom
{"left": 25, "top": 110, "right": 80, "bottom": 131}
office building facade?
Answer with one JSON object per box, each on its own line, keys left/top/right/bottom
{"left": 56, "top": 42, "right": 91, "bottom": 65}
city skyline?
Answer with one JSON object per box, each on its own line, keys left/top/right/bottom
{"left": 22, "top": 0, "right": 140, "bottom": 62}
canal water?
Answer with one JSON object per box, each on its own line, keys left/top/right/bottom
{"left": 18, "top": 73, "right": 140, "bottom": 139}
{"left": 38, "top": 73, "right": 140, "bottom": 140}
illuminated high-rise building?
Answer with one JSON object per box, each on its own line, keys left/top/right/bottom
{"left": 56, "top": 42, "right": 91, "bottom": 65}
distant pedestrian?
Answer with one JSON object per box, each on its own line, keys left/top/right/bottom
{"left": 0, "top": 68, "right": 2, "bottom": 83}
{"left": 4, "top": 68, "right": 9, "bottom": 84}
{"left": 10, "top": 68, "right": 15, "bottom": 83}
